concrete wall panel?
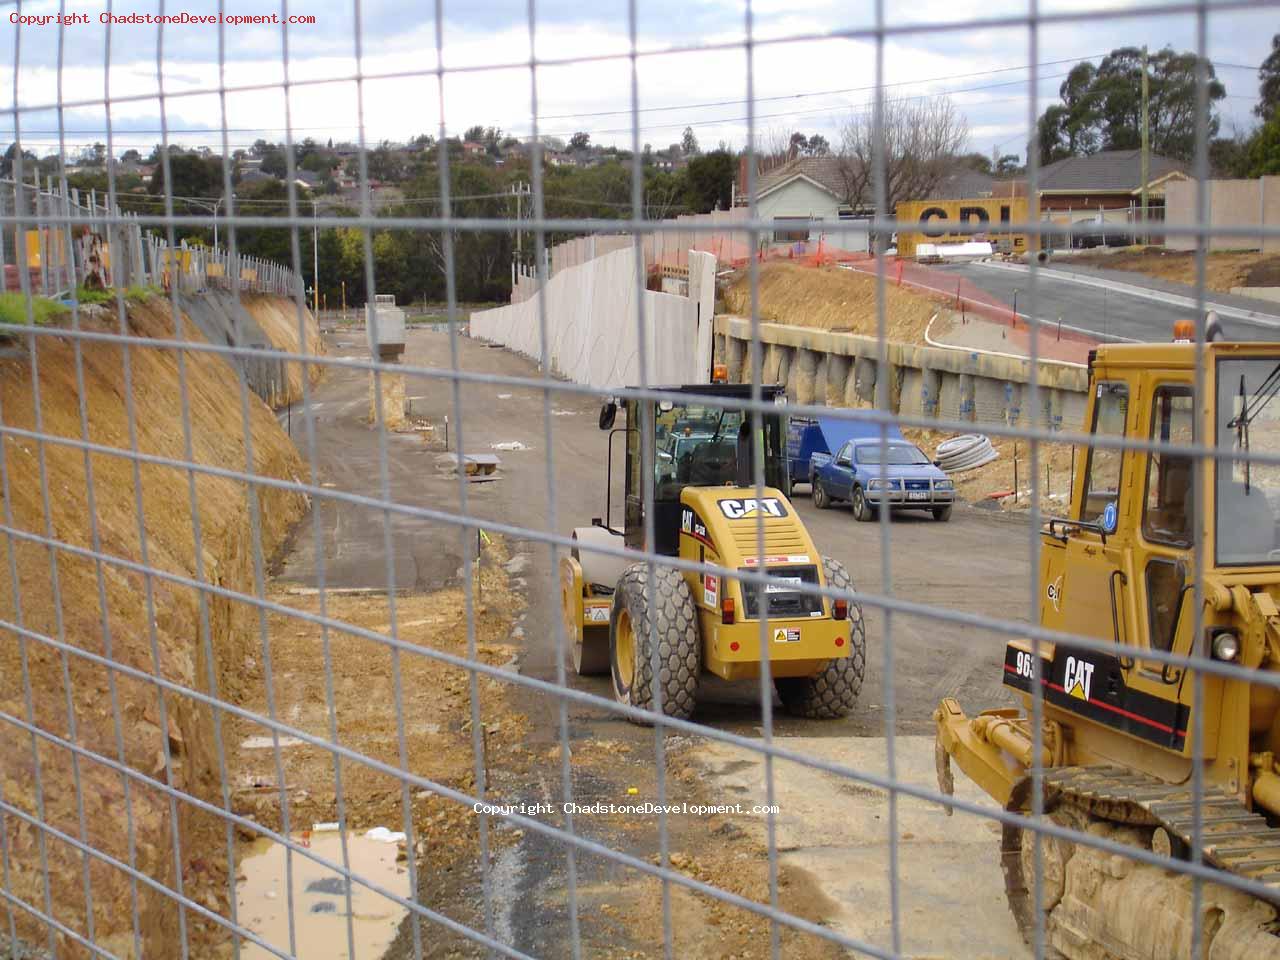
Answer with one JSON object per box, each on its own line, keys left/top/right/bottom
{"left": 471, "top": 247, "right": 705, "bottom": 388}
{"left": 1165, "top": 176, "right": 1280, "bottom": 253}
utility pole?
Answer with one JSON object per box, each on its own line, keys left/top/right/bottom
{"left": 1140, "top": 45, "right": 1150, "bottom": 246}
{"left": 312, "top": 198, "right": 319, "bottom": 314}
{"left": 514, "top": 181, "right": 523, "bottom": 260}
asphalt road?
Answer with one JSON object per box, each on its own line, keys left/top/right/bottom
{"left": 939, "top": 260, "right": 1280, "bottom": 343}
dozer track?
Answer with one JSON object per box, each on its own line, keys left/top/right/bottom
{"left": 1003, "top": 765, "right": 1280, "bottom": 959}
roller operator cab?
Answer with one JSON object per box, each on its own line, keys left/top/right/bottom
{"left": 560, "top": 382, "right": 867, "bottom": 722}
{"left": 934, "top": 336, "right": 1280, "bottom": 958}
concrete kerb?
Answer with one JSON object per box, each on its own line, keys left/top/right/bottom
{"left": 713, "top": 315, "right": 1088, "bottom": 431}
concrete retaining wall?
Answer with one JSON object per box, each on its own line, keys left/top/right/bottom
{"left": 470, "top": 247, "right": 717, "bottom": 388}
{"left": 714, "top": 316, "right": 1089, "bottom": 431}
{"left": 178, "top": 290, "right": 290, "bottom": 406}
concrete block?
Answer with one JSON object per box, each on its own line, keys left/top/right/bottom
{"left": 763, "top": 343, "right": 782, "bottom": 383}
{"left": 726, "top": 337, "right": 746, "bottom": 383}
{"left": 920, "top": 368, "right": 941, "bottom": 419}
{"left": 795, "top": 349, "right": 819, "bottom": 406}
{"left": 854, "top": 356, "right": 877, "bottom": 407}
{"left": 958, "top": 373, "right": 976, "bottom": 422}
{"left": 888, "top": 363, "right": 905, "bottom": 413}
{"left": 826, "top": 354, "right": 851, "bottom": 407}
{"left": 369, "top": 370, "right": 406, "bottom": 430}
{"left": 777, "top": 346, "right": 794, "bottom": 391}
{"left": 1004, "top": 381, "right": 1022, "bottom": 427}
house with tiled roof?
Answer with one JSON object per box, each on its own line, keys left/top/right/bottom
{"left": 734, "top": 155, "right": 859, "bottom": 246}
{"left": 1003, "top": 150, "right": 1188, "bottom": 210}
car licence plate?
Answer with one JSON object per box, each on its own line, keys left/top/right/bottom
{"left": 907, "top": 491, "right": 928, "bottom": 501}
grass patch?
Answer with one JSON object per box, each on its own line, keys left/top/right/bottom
{"left": 74, "top": 284, "right": 115, "bottom": 305}
{"left": 0, "top": 292, "right": 69, "bottom": 329}
{"left": 124, "top": 284, "right": 162, "bottom": 302}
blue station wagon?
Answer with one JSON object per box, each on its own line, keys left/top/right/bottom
{"left": 810, "top": 438, "right": 955, "bottom": 522}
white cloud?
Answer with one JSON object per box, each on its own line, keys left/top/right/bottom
{"left": 1, "top": 0, "right": 1273, "bottom": 158}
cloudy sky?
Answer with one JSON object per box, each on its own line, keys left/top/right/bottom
{"left": 1, "top": 0, "right": 1274, "bottom": 162}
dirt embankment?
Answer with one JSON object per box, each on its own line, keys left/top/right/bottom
{"left": 722, "top": 262, "right": 942, "bottom": 344}
{"left": 1067, "top": 248, "right": 1280, "bottom": 293}
{"left": 0, "top": 295, "right": 316, "bottom": 957}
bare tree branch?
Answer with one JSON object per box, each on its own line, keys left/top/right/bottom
{"left": 837, "top": 96, "right": 969, "bottom": 213}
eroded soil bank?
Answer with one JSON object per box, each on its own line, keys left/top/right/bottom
{"left": 0, "top": 294, "right": 319, "bottom": 957}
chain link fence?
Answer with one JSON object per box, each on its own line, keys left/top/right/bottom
{"left": 3, "top": 2, "right": 1280, "bottom": 959}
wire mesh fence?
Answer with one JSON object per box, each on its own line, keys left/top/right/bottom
{"left": 3, "top": 1, "right": 1280, "bottom": 959}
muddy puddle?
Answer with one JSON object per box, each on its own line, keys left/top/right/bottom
{"left": 235, "top": 830, "right": 410, "bottom": 958}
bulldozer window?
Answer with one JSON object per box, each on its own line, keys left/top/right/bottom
{"left": 1079, "top": 382, "right": 1129, "bottom": 528}
{"left": 1216, "top": 358, "right": 1280, "bottom": 565}
{"left": 652, "top": 401, "right": 787, "bottom": 500}
{"left": 1146, "top": 558, "right": 1186, "bottom": 653}
{"left": 1142, "top": 386, "right": 1195, "bottom": 547}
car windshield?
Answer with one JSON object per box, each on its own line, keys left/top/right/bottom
{"left": 1217, "top": 358, "right": 1280, "bottom": 565}
{"left": 854, "top": 443, "right": 931, "bottom": 466}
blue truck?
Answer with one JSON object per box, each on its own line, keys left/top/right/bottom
{"left": 807, "top": 428, "right": 955, "bottom": 522}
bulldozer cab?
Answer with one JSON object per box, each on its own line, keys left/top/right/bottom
{"left": 1027, "top": 342, "right": 1280, "bottom": 770}
{"left": 597, "top": 384, "right": 790, "bottom": 556}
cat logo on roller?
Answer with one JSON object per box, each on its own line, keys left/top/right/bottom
{"left": 1063, "top": 655, "right": 1094, "bottom": 702}
{"left": 718, "top": 497, "right": 788, "bottom": 520}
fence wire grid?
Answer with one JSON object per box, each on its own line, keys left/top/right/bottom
{"left": 3, "top": 0, "right": 1280, "bottom": 958}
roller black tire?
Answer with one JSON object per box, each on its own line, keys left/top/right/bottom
{"left": 932, "top": 505, "right": 953, "bottom": 522}
{"left": 610, "top": 563, "right": 700, "bottom": 721}
{"left": 812, "top": 478, "right": 830, "bottom": 509}
{"left": 851, "top": 485, "right": 875, "bottom": 522}
{"left": 775, "top": 557, "right": 866, "bottom": 719}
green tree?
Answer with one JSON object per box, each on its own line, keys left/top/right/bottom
{"left": 1247, "top": 118, "right": 1280, "bottom": 176}
{"left": 996, "top": 154, "right": 1024, "bottom": 176}
{"left": 1210, "top": 134, "right": 1253, "bottom": 178}
{"left": 0, "top": 143, "right": 38, "bottom": 178}
{"left": 957, "top": 152, "right": 992, "bottom": 173}
{"left": 1037, "top": 61, "right": 1102, "bottom": 163}
{"left": 1036, "top": 47, "right": 1225, "bottom": 164}
{"left": 1257, "top": 34, "right": 1280, "bottom": 121}
{"left": 149, "top": 152, "right": 224, "bottom": 200}
{"left": 569, "top": 131, "right": 591, "bottom": 152}
{"left": 260, "top": 148, "right": 288, "bottom": 178}
{"left": 684, "top": 149, "right": 735, "bottom": 213}
{"left": 681, "top": 126, "right": 700, "bottom": 156}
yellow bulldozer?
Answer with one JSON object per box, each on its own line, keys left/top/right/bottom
{"left": 935, "top": 332, "right": 1280, "bottom": 957}
{"left": 560, "top": 381, "right": 866, "bottom": 721}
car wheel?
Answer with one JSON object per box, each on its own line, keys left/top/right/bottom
{"left": 813, "top": 479, "right": 829, "bottom": 510}
{"left": 851, "top": 485, "right": 874, "bottom": 522}
{"left": 933, "top": 505, "right": 952, "bottom": 522}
